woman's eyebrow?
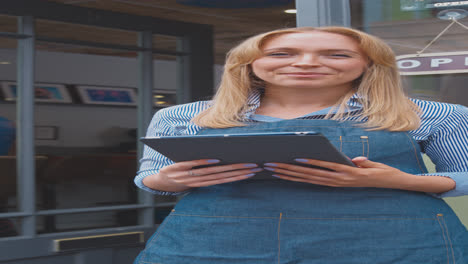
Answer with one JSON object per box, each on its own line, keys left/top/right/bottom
{"left": 263, "top": 47, "right": 296, "bottom": 52}
{"left": 263, "top": 47, "right": 361, "bottom": 55}
{"left": 322, "top": 49, "right": 361, "bottom": 55}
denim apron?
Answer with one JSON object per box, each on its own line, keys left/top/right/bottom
{"left": 135, "top": 119, "right": 468, "bottom": 264}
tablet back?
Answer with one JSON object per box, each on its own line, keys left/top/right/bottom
{"left": 141, "top": 132, "right": 355, "bottom": 180}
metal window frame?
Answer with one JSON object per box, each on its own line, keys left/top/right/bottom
{"left": 0, "top": 0, "right": 213, "bottom": 249}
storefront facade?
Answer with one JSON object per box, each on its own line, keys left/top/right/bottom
{"left": 0, "top": 0, "right": 466, "bottom": 263}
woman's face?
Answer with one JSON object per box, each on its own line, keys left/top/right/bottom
{"left": 251, "top": 31, "right": 368, "bottom": 92}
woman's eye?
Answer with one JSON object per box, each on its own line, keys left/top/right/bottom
{"left": 329, "top": 54, "right": 351, "bottom": 58}
{"left": 266, "top": 52, "right": 290, "bottom": 57}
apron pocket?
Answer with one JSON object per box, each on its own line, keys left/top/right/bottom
{"left": 329, "top": 136, "right": 370, "bottom": 159}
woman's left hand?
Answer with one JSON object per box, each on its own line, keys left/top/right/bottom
{"left": 264, "top": 157, "right": 418, "bottom": 189}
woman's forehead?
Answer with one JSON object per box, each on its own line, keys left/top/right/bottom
{"left": 261, "top": 31, "right": 361, "bottom": 50}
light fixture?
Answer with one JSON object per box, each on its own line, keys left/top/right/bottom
{"left": 437, "top": 9, "right": 468, "bottom": 20}
{"left": 0, "top": 61, "right": 11, "bottom": 65}
{"left": 284, "top": 9, "right": 297, "bottom": 14}
{"left": 154, "top": 95, "right": 165, "bottom": 98}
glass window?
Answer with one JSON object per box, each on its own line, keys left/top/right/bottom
{"left": 31, "top": 18, "right": 188, "bottom": 233}
{"left": 0, "top": 37, "right": 17, "bottom": 215}
{"left": 1, "top": 1, "right": 300, "bottom": 235}
{"left": 37, "top": 210, "right": 138, "bottom": 234}
{"left": 351, "top": 0, "right": 468, "bottom": 106}
{"left": 0, "top": 218, "right": 20, "bottom": 238}
{"left": 352, "top": 0, "right": 468, "bottom": 228}
{"left": 33, "top": 20, "right": 144, "bottom": 233}
{"left": 36, "top": 19, "right": 138, "bottom": 47}
{"left": 0, "top": 14, "right": 17, "bottom": 34}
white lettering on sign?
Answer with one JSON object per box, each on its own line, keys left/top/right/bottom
{"left": 397, "top": 60, "right": 421, "bottom": 69}
{"left": 432, "top": 1, "right": 468, "bottom": 7}
{"left": 431, "top": 58, "right": 453, "bottom": 67}
{"left": 396, "top": 51, "right": 468, "bottom": 75}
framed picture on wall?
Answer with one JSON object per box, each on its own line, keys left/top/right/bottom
{"left": 153, "top": 90, "right": 176, "bottom": 107}
{"left": 1, "top": 81, "right": 73, "bottom": 103}
{"left": 76, "top": 85, "right": 137, "bottom": 106}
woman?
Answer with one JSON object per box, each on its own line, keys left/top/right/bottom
{"left": 134, "top": 27, "right": 468, "bottom": 263}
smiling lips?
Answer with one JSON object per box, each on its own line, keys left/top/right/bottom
{"left": 281, "top": 72, "right": 330, "bottom": 77}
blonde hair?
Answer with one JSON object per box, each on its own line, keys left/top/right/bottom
{"left": 192, "top": 27, "right": 420, "bottom": 131}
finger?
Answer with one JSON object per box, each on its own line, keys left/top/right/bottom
{"left": 189, "top": 163, "right": 259, "bottom": 177}
{"left": 188, "top": 173, "right": 258, "bottom": 187}
{"left": 163, "top": 159, "right": 221, "bottom": 172}
{"left": 293, "top": 158, "right": 355, "bottom": 172}
{"left": 351, "top": 157, "right": 388, "bottom": 168}
{"left": 266, "top": 166, "right": 344, "bottom": 185}
{"left": 264, "top": 165, "right": 337, "bottom": 179}
{"left": 178, "top": 167, "right": 263, "bottom": 184}
{"left": 272, "top": 173, "right": 338, "bottom": 187}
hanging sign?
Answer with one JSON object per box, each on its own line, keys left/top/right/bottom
{"left": 396, "top": 51, "right": 468, "bottom": 75}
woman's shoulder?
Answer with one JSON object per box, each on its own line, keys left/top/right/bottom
{"left": 155, "top": 100, "right": 212, "bottom": 120}
{"left": 410, "top": 98, "right": 468, "bottom": 129}
{"left": 147, "top": 101, "right": 211, "bottom": 136}
{"left": 410, "top": 98, "right": 466, "bottom": 118}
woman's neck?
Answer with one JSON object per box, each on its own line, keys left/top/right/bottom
{"left": 255, "top": 85, "right": 351, "bottom": 119}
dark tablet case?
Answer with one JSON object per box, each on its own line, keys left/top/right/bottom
{"left": 140, "top": 132, "right": 355, "bottom": 180}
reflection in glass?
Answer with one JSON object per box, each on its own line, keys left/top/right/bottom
{"left": 404, "top": 73, "right": 468, "bottom": 106}
{"left": 35, "top": 19, "right": 138, "bottom": 52}
{"left": 403, "top": 75, "right": 442, "bottom": 101}
{"left": 34, "top": 31, "right": 141, "bottom": 221}
{"left": 153, "top": 91, "right": 176, "bottom": 107}
{"left": 352, "top": 0, "right": 468, "bottom": 106}
{"left": 0, "top": 156, "right": 17, "bottom": 213}
{"left": 400, "top": 0, "right": 427, "bottom": 11}
{"left": 0, "top": 38, "right": 17, "bottom": 214}
{"left": 0, "top": 15, "right": 17, "bottom": 34}
{"left": 37, "top": 154, "right": 138, "bottom": 211}
{"left": 0, "top": 217, "right": 20, "bottom": 237}
{"left": 37, "top": 210, "right": 138, "bottom": 234}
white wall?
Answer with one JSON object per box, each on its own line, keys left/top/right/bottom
{"left": 0, "top": 48, "right": 224, "bottom": 147}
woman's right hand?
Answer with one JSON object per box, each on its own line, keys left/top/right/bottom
{"left": 142, "top": 159, "right": 263, "bottom": 192}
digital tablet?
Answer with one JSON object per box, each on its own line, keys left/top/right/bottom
{"left": 140, "top": 131, "right": 355, "bottom": 180}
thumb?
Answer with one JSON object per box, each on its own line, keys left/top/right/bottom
{"left": 351, "top": 157, "right": 385, "bottom": 168}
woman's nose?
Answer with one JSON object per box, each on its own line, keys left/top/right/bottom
{"left": 291, "top": 54, "right": 320, "bottom": 67}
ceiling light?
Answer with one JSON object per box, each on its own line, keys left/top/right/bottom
{"left": 0, "top": 61, "right": 11, "bottom": 65}
{"left": 284, "top": 9, "right": 297, "bottom": 14}
{"left": 154, "top": 95, "right": 165, "bottom": 98}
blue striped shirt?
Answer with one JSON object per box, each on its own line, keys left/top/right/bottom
{"left": 135, "top": 92, "right": 468, "bottom": 198}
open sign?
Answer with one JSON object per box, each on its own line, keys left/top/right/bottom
{"left": 396, "top": 51, "right": 468, "bottom": 75}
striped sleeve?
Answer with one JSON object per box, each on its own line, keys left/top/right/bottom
{"left": 411, "top": 100, "right": 468, "bottom": 198}
{"left": 134, "top": 102, "right": 207, "bottom": 195}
